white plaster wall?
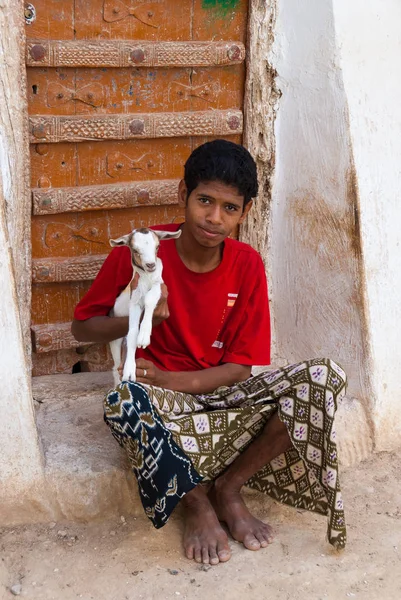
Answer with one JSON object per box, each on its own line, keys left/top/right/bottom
{"left": 0, "top": 187, "right": 48, "bottom": 516}
{"left": 269, "top": 0, "right": 374, "bottom": 461}
{"left": 332, "top": 0, "right": 401, "bottom": 451}
{"left": 0, "top": 0, "right": 49, "bottom": 518}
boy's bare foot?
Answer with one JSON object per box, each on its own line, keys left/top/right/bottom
{"left": 182, "top": 487, "right": 231, "bottom": 565}
{"left": 209, "top": 478, "right": 274, "bottom": 551}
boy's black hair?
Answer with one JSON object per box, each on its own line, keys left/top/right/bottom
{"left": 184, "top": 139, "right": 258, "bottom": 207}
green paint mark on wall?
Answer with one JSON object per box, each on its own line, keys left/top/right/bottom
{"left": 202, "top": 0, "right": 240, "bottom": 17}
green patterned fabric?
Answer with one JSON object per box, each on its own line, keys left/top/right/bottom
{"left": 142, "top": 358, "right": 347, "bottom": 548}
{"left": 104, "top": 358, "right": 347, "bottom": 548}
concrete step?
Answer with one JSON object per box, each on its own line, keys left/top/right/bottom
{"left": 33, "top": 372, "right": 141, "bottom": 522}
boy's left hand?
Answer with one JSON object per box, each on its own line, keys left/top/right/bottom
{"left": 135, "top": 358, "right": 169, "bottom": 388}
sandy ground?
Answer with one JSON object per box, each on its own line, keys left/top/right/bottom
{"left": 1, "top": 450, "right": 401, "bottom": 600}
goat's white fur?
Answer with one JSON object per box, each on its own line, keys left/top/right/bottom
{"left": 109, "top": 228, "right": 181, "bottom": 386}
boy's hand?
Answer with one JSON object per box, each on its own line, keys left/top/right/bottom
{"left": 135, "top": 358, "right": 169, "bottom": 388}
{"left": 130, "top": 274, "right": 169, "bottom": 326}
{"left": 152, "top": 283, "right": 169, "bottom": 326}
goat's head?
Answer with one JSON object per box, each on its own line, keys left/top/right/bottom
{"left": 109, "top": 228, "right": 182, "bottom": 273}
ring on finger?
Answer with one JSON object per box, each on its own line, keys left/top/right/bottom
{"left": 143, "top": 369, "right": 147, "bottom": 377}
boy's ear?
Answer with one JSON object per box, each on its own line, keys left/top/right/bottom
{"left": 153, "top": 229, "right": 182, "bottom": 241}
{"left": 109, "top": 233, "right": 131, "bottom": 247}
{"left": 238, "top": 200, "right": 253, "bottom": 224}
{"left": 178, "top": 179, "right": 188, "bottom": 207}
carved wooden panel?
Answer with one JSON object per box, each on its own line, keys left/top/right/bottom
{"left": 32, "top": 344, "right": 113, "bottom": 376}
{"left": 25, "top": 0, "right": 75, "bottom": 40}
{"left": 103, "top": 0, "right": 165, "bottom": 26}
{"left": 32, "top": 255, "right": 108, "bottom": 283}
{"left": 105, "top": 150, "right": 163, "bottom": 178}
{"left": 30, "top": 140, "right": 188, "bottom": 188}
{"left": 168, "top": 80, "right": 220, "bottom": 105}
{"left": 32, "top": 179, "right": 180, "bottom": 215}
{"left": 31, "top": 206, "right": 185, "bottom": 260}
{"left": 192, "top": 0, "right": 248, "bottom": 43}
{"left": 46, "top": 82, "right": 105, "bottom": 109}
{"left": 29, "top": 110, "right": 243, "bottom": 143}
{"left": 32, "top": 322, "right": 86, "bottom": 353}
{"left": 26, "top": 40, "right": 245, "bottom": 68}
{"left": 74, "top": 0, "right": 192, "bottom": 41}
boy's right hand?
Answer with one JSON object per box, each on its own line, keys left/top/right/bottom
{"left": 130, "top": 273, "right": 169, "bottom": 326}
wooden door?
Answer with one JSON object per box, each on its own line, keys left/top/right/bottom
{"left": 26, "top": 0, "right": 248, "bottom": 376}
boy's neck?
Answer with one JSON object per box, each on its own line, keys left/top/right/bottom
{"left": 175, "top": 224, "right": 224, "bottom": 273}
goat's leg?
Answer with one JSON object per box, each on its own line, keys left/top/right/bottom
{"left": 122, "top": 302, "right": 142, "bottom": 382}
{"left": 110, "top": 336, "right": 124, "bottom": 386}
{"left": 137, "top": 283, "right": 161, "bottom": 349}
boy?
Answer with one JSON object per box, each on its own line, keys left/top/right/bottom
{"left": 72, "top": 140, "right": 347, "bottom": 565}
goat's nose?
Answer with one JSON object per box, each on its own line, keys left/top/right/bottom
{"left": 145, "top": 262, "right": 156, "bottom": 270}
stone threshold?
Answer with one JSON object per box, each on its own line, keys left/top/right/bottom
{"left": 32, "top": 372, "right": 141, "bottom": 523}
{"left": 27, "top": 368, "right": 372, "bottom": 528}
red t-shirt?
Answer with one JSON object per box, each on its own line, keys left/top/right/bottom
{"left": 74, "top": 223, "right": 271, "bottom": 371}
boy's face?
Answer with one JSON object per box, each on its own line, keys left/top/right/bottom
{"left": 178, "top": 180, "right": 252, "bottom": 248}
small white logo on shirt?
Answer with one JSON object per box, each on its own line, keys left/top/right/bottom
{"left": 227, "top": 292, "right": 238, "bottom": 307}
{"left": 212, "top": 293, "right": 238, "bottom": 348}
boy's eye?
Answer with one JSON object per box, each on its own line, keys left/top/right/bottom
{"left": 226, "top": 204, "right": 239, "bottom": 212}
{"left": 199, "top": 197, "right": 211, "bottom": 204}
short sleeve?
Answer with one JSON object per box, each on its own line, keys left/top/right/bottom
{"left": 74, "top": 247, "right": 132, "bottom": 320}
{"left": 222, "top": 255, "right": 271, "bottom": 366}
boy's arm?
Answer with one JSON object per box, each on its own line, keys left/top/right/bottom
{"left": 134, "top": 358, "right": 251, "bottom": 394}
{"left": 71, "top": 315, "right": 129, "bottom": 344}
{"left": 71, "top": 280, "right": 169, "bottom": 343}
{"left": 72, "top": 316, "right": 250, "bottom": 392}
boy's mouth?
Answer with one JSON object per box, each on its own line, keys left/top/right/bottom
{"left": 198, "top": 226, "right": 223, "bottom": 239}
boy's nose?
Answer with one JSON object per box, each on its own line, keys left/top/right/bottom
{"left": 207, "top": 207, "right": 222, "bottom": 224}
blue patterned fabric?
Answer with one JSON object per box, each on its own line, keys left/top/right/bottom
{"left": 104, "top": 381, "right": 202, "bottom": 527}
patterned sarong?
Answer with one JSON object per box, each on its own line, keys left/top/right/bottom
{"left": 104, "top": 358, "right": 347, "bottom": 549}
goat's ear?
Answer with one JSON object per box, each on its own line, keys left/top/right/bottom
{"left": 109, "top": 234, "right": 131, "bottom": 247}
{"left": 153, "top": 229, "right": 182, "bottom": 241}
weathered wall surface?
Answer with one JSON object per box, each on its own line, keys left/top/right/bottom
{"left": 0, "top": 182, "right": 50, "bottom": 521}
{"left": 333, "top": 0, "right": 401, "bottom": 451}
{"left": 241, "top": 0, "right": 279, "bottom": 271}
{"left": 0, "top": 0, "right": 50, "bottom": 522}
{"left": 0, "top": 0, "right": 32, "bottom": 361}
{"left": 243, "top": 0, "right": 377, "bottom": 464}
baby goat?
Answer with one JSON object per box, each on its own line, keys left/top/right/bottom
{"left": 109, "top": 227, "right": 181, "bottom": 385}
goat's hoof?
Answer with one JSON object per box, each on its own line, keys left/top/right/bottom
{"left": 122, "top": 369, "right": 136, "bottom": 382}
{"left": 137, "top": 335, "right": 151, "bottom": 349}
